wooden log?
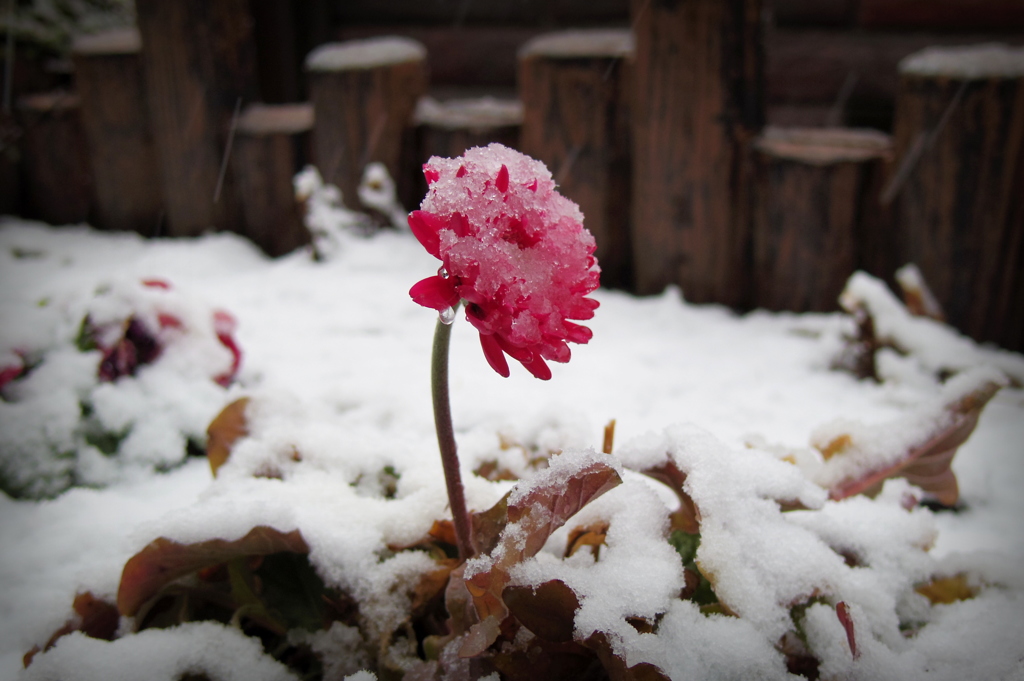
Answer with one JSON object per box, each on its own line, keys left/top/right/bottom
{"left": 230, "top": 103, "right": 313, "bottom": 257}
{"left": 249, "top": 0, "right": 302, "bottom": 103}
{"left": 71, "top": 28, "right": 162, "bottom": 235}
{"left": 135, "top": 0, "right": 260, "bottom": 237}
{"left": 16, "top": 91, "right": 92, "bottom": 225}
{"left": 630, "top": 0, "right": 764, "bottom": 304}
{"left": 0, "top": 111, "right": 21, "bottom": 216}
{"left": 751, "top": 127, "right": 892, "bottom": 313}
{"left": 330, "top": 0, "right": 628, "bottom": 26}
{"left": 305, "top": 37, "right": 427, "bottom": 214}
{"left": 858, "top": 0, "right": 1024, "bottom": 31}
{"left": 767, "top": 0, "right": 856, "bottom": 27}
{"left": 518, "top": 29, "right": 634, "bottom": 289}
{"left": 336, "top": 26, "right": 544, "bottom": 89}
{"left": 886, "top": 44, "right": 1024, "bottom": 351}
{"left": 765, "top": 28, "right": 1024, "bottom": 126}
{"left": 414, "top": 95, "right": 522, "bottom": 201}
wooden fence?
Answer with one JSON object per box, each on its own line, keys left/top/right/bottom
{"left": 1, "top": 0, "right": 1022, "bottom": 351}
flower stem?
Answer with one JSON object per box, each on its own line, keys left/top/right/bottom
{"left": 431, "top": 306, "right": 474, "bottom": 560}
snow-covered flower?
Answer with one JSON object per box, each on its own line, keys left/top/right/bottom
{"left": 408, "top": 144, "right": 600, "bottom": 380}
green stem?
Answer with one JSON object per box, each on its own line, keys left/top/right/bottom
{"left": 432, "top": 305, "right": 474, "bottom": 560}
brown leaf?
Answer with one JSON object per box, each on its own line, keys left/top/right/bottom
{"left": 826, "top": 380, "right": 1001, "bottom": 505}
{"left": 565, "top": 522, "right": 610, "bottom": 559}
{"left": 206, "top": 397, "right": 250, "bottom": 477}
{"left": 117, "top": 526, "right": 308, "bottom": 616}
{"left": 585, "top": 631, "right": 671, "bottom": 681}
{"left": 637, "top": 460, "right": 700, "bottom": 534}
{"left": 24, "top": 592, "right": 119, "bottom": 668}
{"left": 502, "top": 580, "right": 580, "bottom": 643}
{"left": 915, "top": 573, "right": 976, "bottom": 605}
{"left": 457, "top": 457, "right": 621, "bottom": 656}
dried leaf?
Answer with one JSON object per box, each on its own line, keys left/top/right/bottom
{"left": 915, "top": 573, "right": 976, "bottom": 604}
{"left": 565, "top": 522, "right": 610, "bottom": 559}
{"left": 117, "top": 526, "right": 309, "bottom": 616}
{"left": 836, "top": 601, "right": 858, "bottom": 658}
{"left": 206, "top": 397, "right": 250, "bottom": 476}
{"left": 826, "top": 380, "right": 1001, "bottom": 505}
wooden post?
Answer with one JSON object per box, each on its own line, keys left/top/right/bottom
{"left": 0, "top": 111, "right": 21, "bottom": 216}
{"left": 630, "top": 0, "right": 764, "bottom": 305}
{"left": 16, "top": 91, "right": 92, "bottom": 225}
{"left": 751, "top": 127, "right": 892, "bottom": 313}
{"left": 886, "top": 44, "right": 1024, "bottom": 351}
{"left": 305, "top": 37, "right": 427, "bottom": 214}
{"left": 231, "top": 103, "right": 313, "bottom": 256}
{"left": 518, "top": 29, "right": 634, "bottom": 290}
{"left": 135, "top": 0, "right": 259, "bottom": 237}
{"left": 71, "top": 28, "right": 162, "bottom": 235}
{"left": 414, "top": 95, "right": 521, "bottom": 202}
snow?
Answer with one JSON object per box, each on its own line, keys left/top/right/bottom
{"left": 900, "top": 43, "right": 1024, "bottom": 79}
{"left": 304, "top": 37, "right": 427, "bottom": 71}
{"left": 2, "top": 204, "right": 1024, "bottom": 680}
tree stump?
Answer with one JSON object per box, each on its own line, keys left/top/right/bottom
{"left": 305, "top": 37, "right": 427, "bottom": 214}
{"left": 630, "top": 0, "right": 764, "bottom": 305}
{"left": 16, "top": 91, "right": 92, "bottom": 225}
{"left": 518, "top": 29, "right": 634, "bottom": 290}
{"left": 231, "top": 103, "right": 313, "bottom": 257}
{"left": 752, "top": 127, "right": 892, "bottom": 313}
{"left": 887, "top": 44, "right": 1024, "bottom": 351}
{"left": 414, "top": 95, "right": 522, "bottom": 202}
{"left": 71, "top": 28, "right": 162, "bottom": 235}
{"left": 135, "top": 0, "right": 260, "bottom": 237}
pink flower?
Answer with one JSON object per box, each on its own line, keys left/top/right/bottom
{"left": 409, "top": 144, "right": 600, "bottom": 380}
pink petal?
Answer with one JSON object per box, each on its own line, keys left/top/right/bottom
{"left": 479, "top": 333, "right": 510, "bottom": 378}
{"left": 456, "top": 165, "right": 467, "bottom": 178}
{"left": 496, "top": 165, "right": 509, "bottom": 193}
{"left": 423, "top": 165, "right": 439, "bottom": 184}
{"left": 410, "top": 276, "right": 459, "bottom": 311}
{"left": 408, "top": 210, "right": 444, "bottom": 258}
{"left": 563, "top": 322, "right": 592, "bottom": 344}
{"left": 520, "top": 354, "right": 552, "bottom": 380}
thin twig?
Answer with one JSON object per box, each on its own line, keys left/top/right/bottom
{"left": 826, "top": 70, "right": 858, "bottom": 127}
{"left": 214, "top": 97, "right": 243, "bottom": 203}
{"left": 881, "top": 80, "right": 969, "bottom": 205}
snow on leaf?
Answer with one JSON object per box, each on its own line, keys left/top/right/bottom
{"left": 816, "top": 375, "right": 1003, "bottom": 505}
{"left": 23, "top": 592, "right": 119, "bottom": 669}
{"left": 453, "top": 453, "right": 621, "bottom": 656}
{"left": 117, "top": 526, "right": 309, "bottom": 617}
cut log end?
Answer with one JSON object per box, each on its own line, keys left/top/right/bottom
{"left": 305, "top": 36, "right": 428, "bottom": 72}
{"left": 754, "top": 126, "right": 893, "bottom": 165}
{"left": 900, "top": 43, "right": 1024, "bottom": 79}
{"left": 71, "top": 27, "right": 141, "bottom": 56}
{"left": 237, "top": 103, "right": 314, "bottom": 136}
{"left": 518, "top": 29, "right": 634, "bottom": 60}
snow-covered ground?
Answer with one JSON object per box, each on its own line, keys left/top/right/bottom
{"left": 1, "top": 210, "right": 1022, "bottom": 680}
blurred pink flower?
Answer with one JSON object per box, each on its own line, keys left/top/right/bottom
{"left": 409, "top": 144, "right": 600, "bottom": 380}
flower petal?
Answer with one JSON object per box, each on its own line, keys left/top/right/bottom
{"left": 410, "top": 276, "right": 459, "bottom": 311}
{"left": 408, "top": 210, "right": 445, "bottom": 258}
{"left": 519, "top": 354, "right": 552, "bottom": 380}
{"left": 496, "top": 164, "right": 509, "bottom": 193}
{"left": 479, "top": 333, "right": 510, "bottom": 378}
